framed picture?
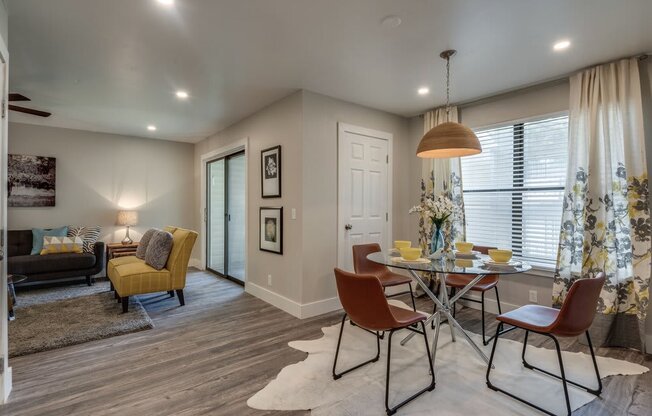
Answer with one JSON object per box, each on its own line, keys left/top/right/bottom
{"left": 8, "top": 154, "right": 56, "bottom": 207}
{"left": 261, "top": 145, "right": 281, "bottom": 198}
{"left": 259, "top": 207, "right": 283, "bottom": 254}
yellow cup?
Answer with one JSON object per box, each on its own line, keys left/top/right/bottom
{"left": 455, "top": 241, "right": 474, "bottom": 253}
{"left": 488, "top": 249, "right": 513, "bottom": 263}
{"left": 394, "top": 240, "right": 411, "bottom": 250}
{"left": 399, "top": 247, "right": 421, "bottom": 261}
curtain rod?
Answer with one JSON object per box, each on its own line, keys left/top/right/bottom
{"left": 418, "top": 53, "right": 650, "bottom": 117}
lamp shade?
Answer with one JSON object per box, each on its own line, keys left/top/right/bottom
{"left": 116, "top": 210, "right": 138, "bottom": 226}
{"left": 416, "top": 121, "right": 482, "bottom": 158}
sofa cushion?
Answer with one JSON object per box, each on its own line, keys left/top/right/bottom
{"left": 145, "top": 230, "right": 173, "bottom": 270}
{"left": 31, "top": 226, "right": 68, "bottom": 255}
{"left": 110, "top": 261, "right": 171, "bottom": 296}
{"left": 9, "top": 253, "right": 96, "bottom": 275}
{"left": 8, "top": 230, "right": 33, "bottom": 257}
{"left": 67, "top": 226, "right": 102, "bottom": 254}
{"left": 136, "top": 228, "right": 158, "bottom": 260}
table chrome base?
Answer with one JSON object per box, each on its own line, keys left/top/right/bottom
{"left": 401, "top": 267, "right": 492, "bottom": 366}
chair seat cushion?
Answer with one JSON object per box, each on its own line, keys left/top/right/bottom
{"left": 378, "top": 271, "right": 412, "bottom": 287}
{"left": 497, "top": 304, "right": 559, "bottom": 333}
{"left": 108, "top": 258, "right": 171, "bottom": 296}
{"left": 389, "top": 305, "right": 426, "bottom": 327}
{"left": 445, "top": 273, "right": 499, "bottom": 291}
{"left": 9, "top": 253, "right": 96, "bottom": 275}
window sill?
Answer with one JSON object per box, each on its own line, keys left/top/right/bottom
{"left": 519, "top": 261, "right": 557, "bottom": 278}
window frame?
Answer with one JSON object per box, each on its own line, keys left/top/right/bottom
{"left": 462, "top": 111, "right": 569, "bottom": 273}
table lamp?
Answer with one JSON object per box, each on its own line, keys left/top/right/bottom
{"left": 116, "top": 210, "right": 138, "bottom": 245}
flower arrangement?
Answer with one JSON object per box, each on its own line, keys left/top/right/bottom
{"left": 409, "top": 194, "right": 456, "bottom": 228}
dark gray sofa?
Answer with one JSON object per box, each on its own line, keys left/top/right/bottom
{"left": 8, "top": 229, "right": 105, "bottom": 286}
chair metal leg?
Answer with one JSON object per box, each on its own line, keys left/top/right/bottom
{"left": 408, "top": 283, "right": 417, "bottom": 312}
{"left": 450, "top": 287, "right": 457, "bottom": 318}
{"left": 385, "top": 322, "right": 435, "bottom": 415}
{"left": 481, "top": 291, "right": 487, "bottom": 345}
{"left": 332, "top": 314, "right": 381, "bottom": 380}
{"left": 494, "top": 286, "right": 502, "bottom": 314}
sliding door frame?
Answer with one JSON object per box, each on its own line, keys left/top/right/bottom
{"left": 200, "top": 138, "right": 248, "bottom": 286}
{"left": 206, "top": 150, "right": 245, "bottom": 285}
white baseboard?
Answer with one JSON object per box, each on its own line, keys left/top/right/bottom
{"left": 300, "top": 297, "right": 342, "bottom": 319}
{"left": 457, "top": 294, "right": 521, "bottom": 315}
{"left": 0, "top": 366, "right": 12, "bottom": 403}
{"left": 245, "top": 282, "right": 342, "bottom": 319}
{"left": 189, "top": 258, "right": 204, "bottom": 270}
{"left": 245, "top": 282, "right": 301, "bottom": 318}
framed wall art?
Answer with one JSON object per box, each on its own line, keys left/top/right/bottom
{"left": 261, "top": 145, "right": 281, "bottom": 198}
{"left": 259, "top": 207, "right": 283, "bottom": 254}
{"left": 8, "top": 154, "right": 56, "bottom": 207}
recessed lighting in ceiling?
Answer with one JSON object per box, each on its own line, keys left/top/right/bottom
{"left": 417, "top": 87, "right": 430, "bottom": 95}
{"left": 147, "top": 125, "right": 157, "bottom": 131}
{"left": 176, "top": 90, "right": 189, "bottom": 99}
{"left": 381, "top": 15, "right": 402, "bottom": 28}
{"left": 553, "top": 40, "right": 571, "bottom": 51}
{"left": 157, "top": 0, "right": 174, "bottom": 6}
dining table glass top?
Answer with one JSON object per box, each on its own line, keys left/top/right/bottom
{"left": 366, "top": 251, "right": 532, "bottom": 275}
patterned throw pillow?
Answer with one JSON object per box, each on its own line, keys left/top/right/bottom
{"left": 136, "top": 228, "right": 159, "bottom": 260}
{"left": 145, "top": 230, "right": 173, "bottom": 270}
{"left": 68, "top": 226, "right": 102, "bottom": 254}
{"left": 31, "top": 226, "right": 69, "bottom": 255}
{"left": 40, "top": 236, "right": 84, "bottom": 255}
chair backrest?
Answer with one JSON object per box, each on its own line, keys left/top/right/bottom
{"left": 334, "top": 268, "right": 397, "bottom": 331}
{"left": 163, "top": 226, "right": 198, "bottom": 289}
{"left": 474, "top": 245, "right": 496, "bottom": 255}
{"left": 552, "top": 273, "right": 606, "bottom": 337}
{"left": 352, "top": 243, "right": 387, "bottom": 276}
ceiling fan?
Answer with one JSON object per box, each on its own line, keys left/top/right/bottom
{"left": 8, "top": 93, "right": 51, "bottom": 117}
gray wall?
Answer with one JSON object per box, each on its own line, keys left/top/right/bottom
{"left": 8, "top": 123, "right": 195, "bottom": 245}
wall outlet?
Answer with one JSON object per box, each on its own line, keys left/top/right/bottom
{"left": 291, "top": 208, "right": 297, "bottom": 220}
{"left": 267, "top": 274, "right": 272, "bottom": 286}
{"left": 529, "top": 290, "right": 538, "bottom": 304}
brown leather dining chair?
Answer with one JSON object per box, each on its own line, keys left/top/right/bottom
{"left": 332, "top": 268, "right": 435, "bottom": 416}
{"left": 352, "top": 243, "right": 416, "bottom": 311}
{"left": 443, "top": 245, "right": 501, "bottom": 345}
{"left": 486, "top": 273, "right": 606, "bottom": 416}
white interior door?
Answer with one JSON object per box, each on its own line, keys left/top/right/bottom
{"left": 338, "top": 123, "right": 391, "bottom": 271}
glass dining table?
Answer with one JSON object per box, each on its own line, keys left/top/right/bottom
{"left": 367, "top": 251, "right": 532, "bottom": 365}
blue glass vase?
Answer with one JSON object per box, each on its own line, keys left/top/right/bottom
{"left": 430, "top": 223, "right": 444, "bottom": 254}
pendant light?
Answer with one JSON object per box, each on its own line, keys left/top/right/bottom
{"left": 417, "top": 50, "right": 482, "bottom": 158}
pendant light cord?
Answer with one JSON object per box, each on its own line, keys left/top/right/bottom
{"left": 445, "top": 55, "right": 451, "bottom": 120}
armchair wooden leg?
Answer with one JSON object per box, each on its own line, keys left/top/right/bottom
{"left": 110, "top": 282, "right": 114, "bottom": 291}
{"left": 86, "top": 275, "right": 93, "bottom": 286}
{"left": 168, "top": 290, "right": 175, "bottom": 298}
{"left": 176, "top": 289, "right": 185, "bottom": 306}
{"left": 122, "top": 297, "right": 129, "bottom": 313}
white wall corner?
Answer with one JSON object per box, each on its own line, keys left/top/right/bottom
{"left": 189, "top": 258, "right": 204, "bottom": 270}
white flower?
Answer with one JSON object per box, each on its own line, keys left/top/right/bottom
{"left": 409, "top": 194, "right": 457, "bottom": 225}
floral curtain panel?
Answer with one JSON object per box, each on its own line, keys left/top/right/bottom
{"left": 418, "top": 107, "right": 465, "bottom": 254}
{"left": 553, "top": 58, "right": 650, "bottom": 352}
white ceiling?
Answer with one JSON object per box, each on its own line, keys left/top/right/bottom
{"left": 7, "top": 0, "right": 652, "bottom": 143}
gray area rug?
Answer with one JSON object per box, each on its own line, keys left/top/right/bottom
{"left": 9, "top": 281, "right": 154, "bottom": 357}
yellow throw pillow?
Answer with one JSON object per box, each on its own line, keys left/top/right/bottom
{"left": 40, "top": 236, "right": 84, "bottom": 255}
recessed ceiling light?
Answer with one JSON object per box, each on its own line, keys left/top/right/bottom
{"left": 381, "top": 15, "right": 402, "bottom": 28}
{"left": 157, "top": 0, "right": 174, "bottom": 6}
{"left": 553, "top": 40, "right": 571, "bottom": 51}
{"left": 147, "top": 125, "right": 157, "bottom": 131}
{"left": 176, "top": 90, "right": 189, "bottom": 99}
{"left": 418, "top": 87, "right": 430, "bottom": 95}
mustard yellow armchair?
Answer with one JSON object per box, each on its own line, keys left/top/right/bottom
{"left": 108, "top": 226, "right": 198, "bottom": 313}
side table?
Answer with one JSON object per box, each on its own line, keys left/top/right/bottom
{"left": 8, "top": 274, "right": 28, "bottom": 320}
{"left": 106, "top": 242, "right": 139, "bottom": 278}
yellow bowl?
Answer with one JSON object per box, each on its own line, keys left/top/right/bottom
{"left": 394, "top": 240, "right": 412, "bottom": 250}
{"left": 488, "top": 249, "right": 513, "bottom": 263}
{"left": 399, "top": 247, "right": 421, "bottom": 261}
{"left": 455, "top": 241, "right": 474, "bottom": 253}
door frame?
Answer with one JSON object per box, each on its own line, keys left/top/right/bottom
{"left": 337, "top": 123, "right": 393, "bottom": 270}
{"left": 200, "top": 138, "right": 248, "bottom": 285}
{"left": 0, "top": 24, "right": 10, "bottom": 403}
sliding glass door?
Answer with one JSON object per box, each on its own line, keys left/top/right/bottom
{"left": 207, "top": 151, "right": 245, "bottom": 283}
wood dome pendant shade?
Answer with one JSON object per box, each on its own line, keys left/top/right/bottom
{"left": 416, "top": 121, "right": 482, "bottom": 158}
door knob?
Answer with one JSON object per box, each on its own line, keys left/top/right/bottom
{"left": 345, "top": 224, "right": 353, "bottom": 230}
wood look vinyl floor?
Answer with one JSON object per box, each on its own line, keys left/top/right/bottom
{"left": 2, "top": 270, "right": 651, "bottom": 416}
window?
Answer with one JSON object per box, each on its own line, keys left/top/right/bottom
{"left": 461, "top": 115, "right": 569, "bottom": 267}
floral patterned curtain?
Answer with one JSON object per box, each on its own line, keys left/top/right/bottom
{"left": 553, "top": 58, "right": 650, "bottom": 352}
{"left": 418, "top": 107, "right": 466, "bottom": 254}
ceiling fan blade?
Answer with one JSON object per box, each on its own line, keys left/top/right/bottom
{"left": 8, "top": 104, "right": 51, "bottom": 117}
{"left": 8, "top": 93, "right": 30, "bottom": 102}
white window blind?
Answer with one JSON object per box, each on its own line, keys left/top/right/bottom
{"left": 461, "top": 115, "right": 569, "bottom": 267}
